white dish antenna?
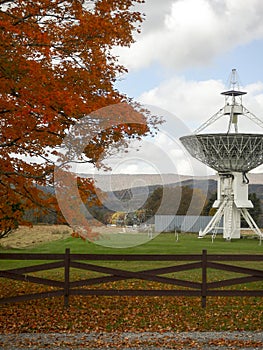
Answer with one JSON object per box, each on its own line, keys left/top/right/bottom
{"left": 180, "top": 69, "right": 263, "bottom": 242}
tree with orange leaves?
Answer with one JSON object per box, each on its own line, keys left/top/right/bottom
{"left": 0, "top": 0, "right": 156, "bottom": 237}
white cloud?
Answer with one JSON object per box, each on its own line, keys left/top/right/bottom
{"left": 139, "top": 77, "right": 224, "bottom": 130}
{"left": 92, "top": 105, "right": 212, "bottom": 176}
{"left": 116, "top": 0, "right": 263, "bottom": 71}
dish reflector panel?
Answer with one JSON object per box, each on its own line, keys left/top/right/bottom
{"left": 180, "top": 133, "right": 263, "bottom": 172}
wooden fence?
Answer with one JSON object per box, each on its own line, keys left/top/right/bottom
{"left": 0, "top": 249, "right": 263, "bottom": 308}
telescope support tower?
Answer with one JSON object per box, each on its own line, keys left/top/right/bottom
{"left": 199, "top": 172, "right": 263, "bottom": 242}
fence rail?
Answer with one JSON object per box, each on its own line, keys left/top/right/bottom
{"left": 0, "top": 249, "right": 263, "bottom": 308}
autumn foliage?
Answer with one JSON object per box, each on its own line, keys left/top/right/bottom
{"left": 0, "top": 0, "right": 151, "bottom": 236}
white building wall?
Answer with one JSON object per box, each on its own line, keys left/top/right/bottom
{"left": 155, "top": 215, "right": 223, "bottom": 233}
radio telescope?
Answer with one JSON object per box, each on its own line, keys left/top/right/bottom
{"left": 180, "top": 69, "right": 263, "bottom": 241}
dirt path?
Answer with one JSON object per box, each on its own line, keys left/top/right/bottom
{"left": 0, "top": 331, "right": 262, "bottom": 349}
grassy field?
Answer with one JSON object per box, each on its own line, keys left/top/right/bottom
{"left": 0, "top": 232, "right": 263, "bottom": 335}
{"left": 1, "top": 231, "right": 263, "bottom": 268}
{"left": 1, "top": 231, "right": 263, "bottom": 254}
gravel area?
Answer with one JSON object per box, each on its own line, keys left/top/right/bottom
{"left": 0, "top": 331, "right": 262, "bottom": 349}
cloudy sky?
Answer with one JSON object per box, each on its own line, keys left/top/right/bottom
{"left": 81, "top": 0, "right": 263, "bottom": 177}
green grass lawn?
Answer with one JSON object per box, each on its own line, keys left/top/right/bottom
{"left": 1, "top": 231, "right": 263, "bottom": 255}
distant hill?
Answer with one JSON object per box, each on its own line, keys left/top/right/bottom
{"left": 97, "top": 176, "right": 263, "bottom": 215}
{"left": 80, "top": 173, "right": 263, "bottom": 192}
{"left": 26, "top": 173, "right": 263, "bottom": 224}
{"left": 81, "top": 173, "right": 216, "bottom": 191}
{"left": 81, "top": 172, "right": 263, "bottom": 191}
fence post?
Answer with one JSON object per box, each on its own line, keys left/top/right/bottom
{"left": 64, "top": 248, "right": 70, "bottom": 307}
{"left": 201, "top": 249, "right": 207, "bottom": 308}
